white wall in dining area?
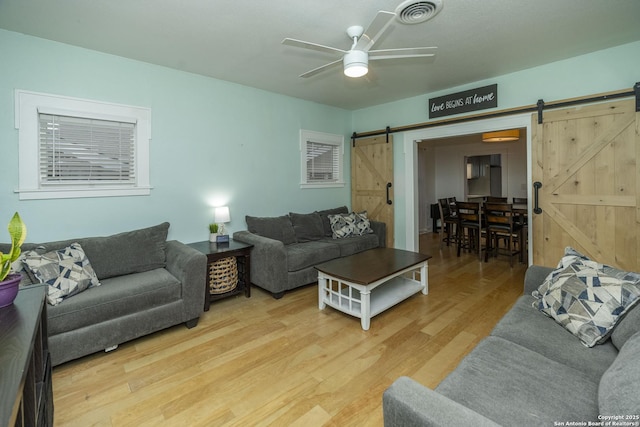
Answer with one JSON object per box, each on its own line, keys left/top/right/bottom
{"left": 416, "top": 137, "right": 526, "bottom": 233}
{"left": 431, "top": 138, "right": 527, "bottom": 203}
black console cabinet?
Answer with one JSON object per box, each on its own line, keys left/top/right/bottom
{"left": 0, "top": 285, "right": 53, "bottom": 427}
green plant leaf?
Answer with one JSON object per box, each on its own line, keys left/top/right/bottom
{"left": 0, "top": 213, "right": 26, "bottom": 282}
{"left": 0, "top": 254, "right": 11, "bottom": 282}
{"left": 8, "top": 213, "right": 26, "bottom": 260}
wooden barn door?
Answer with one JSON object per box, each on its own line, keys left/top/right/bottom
{"left": 531, "top": 99, "right": 640, "bottom": 270}
{"left": 351, "top": 135, "right": 394, "bottom": 248}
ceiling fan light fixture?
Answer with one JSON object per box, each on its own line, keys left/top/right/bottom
{"left": 482, "top": 129, "right": 520, "bottom": 142}
{"left": 343, "top": 50, "right": 369, "bottom": 78}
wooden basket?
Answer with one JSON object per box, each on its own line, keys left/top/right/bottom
{"left": 209, "top": 256, "right": 238, "bottom": 294}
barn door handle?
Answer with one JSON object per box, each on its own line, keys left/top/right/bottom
{"left": 533, "top": 181, "right": 542, "bottom": 214}
{"left": 386, "top": 182, "right": 393, "bottom": 205}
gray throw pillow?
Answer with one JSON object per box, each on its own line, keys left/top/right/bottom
{"left": 317, "top": 206, "right": 349, "bottom": 237}
{"left": 532, "top": 247, "right": 640, "bottom": 347}
{"left": 599, "top": 331, "right": 640, "bottom": 415}
{"left": 22, "top": 242, "right": 101, "bottom": 306}
{"left": 328, "top": 212, "right": 357, "bottom": 239}
{"left": 353, "top": 211, "right": 374, "bottom": 236}
{"left": 246, "top": 215, "right": 297, "bottom": 245}
{"left": 79, "top": 222, "right": 169, "bottom": 280}
{"left": 289, "top": 212, "right": 324, "bottom": 242}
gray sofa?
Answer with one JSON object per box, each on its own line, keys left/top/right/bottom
{"left": 3, "top": 222, "right": 206, "bottom": 366}
{"left": 233, "top": 206, "right": 386, "bottom": 298}
{"left": 383, "top": 265, "right": 640, "bottom": 426}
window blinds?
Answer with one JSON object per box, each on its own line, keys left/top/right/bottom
{"left": 38, "top": 114, "right": 135, "bottom": 185}
{"left": 306, "top": 141, "right": 339, "bottom": 182}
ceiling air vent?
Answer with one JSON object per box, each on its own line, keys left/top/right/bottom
{"left": 395, "top": 0, "right": 443, "bottom": 24}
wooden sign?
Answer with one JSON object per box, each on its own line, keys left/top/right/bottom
{"left": 429, "top": 84, "right": 498, "bottom": 119}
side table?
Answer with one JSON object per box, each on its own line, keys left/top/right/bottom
{"left": 0, "top": 285, "right": 53, "bottom": 427}
{"left": 187, "top": 240, "right": 253, "bottom": 311}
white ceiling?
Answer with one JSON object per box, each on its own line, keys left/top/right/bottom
{"left": 1, "top": 0, "right": 640, "bottom": 110}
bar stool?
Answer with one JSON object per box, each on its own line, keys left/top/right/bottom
{"left": 455, "top": 201, "right": 482, "bottom": 259}
{"left": 484, "top": 202, "right": 522, "bottom": 266}
{"left": 438, "top": 198, "right": 458, "bottom": 248}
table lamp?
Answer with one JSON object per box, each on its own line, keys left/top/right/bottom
{"left": 214, "top": 206, "right": 231, "bottom": 243}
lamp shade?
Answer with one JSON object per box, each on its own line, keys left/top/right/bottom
{"left": 343, "top": 50, "right": 368, "bottom": 78}
{"left": 482, "top": 129, "right": 520, "bottom": 142}
{"left": 214, "top": 206, "right": 230, "bottom": 223}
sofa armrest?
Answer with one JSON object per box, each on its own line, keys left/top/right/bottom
{"left": 523, "top": 265, "right": 553, "bottom": 295}
{"left": 383, "top": 377, "right": 500, "bottom": 427}
{"left": 370, "top": 220, "right": 387, "bottom": 248}
{"left": 233, "top": 231, "right": 288, "bottom": 292}
{"left": 165, "top": 240, "right": 207, "bottom": 321}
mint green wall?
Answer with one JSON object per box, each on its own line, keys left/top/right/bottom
{"left": 2, "top": 28, "right": 638, "bottom": 247}
{"left": 0, "top": 29, "right": 352, "bottom": 243}
{"left": 353, "top": 41, "right": 640, "bottom": 249}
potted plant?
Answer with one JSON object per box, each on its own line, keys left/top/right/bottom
{"left": 0, "top": 212, "right": 27, "bottom": 308}
{"left": 209, "top": 223, "right": 219, "bottom": 242}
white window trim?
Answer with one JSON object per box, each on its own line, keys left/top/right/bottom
{"left": 299, "top": 129, "right": 345, "bottom": 189}
{"left": 15, "top": 90, "right": 152, "bottom": 200}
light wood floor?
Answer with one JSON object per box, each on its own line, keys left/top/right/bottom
{"left": 51, "top": 233, "right": 526, "bottom": 426}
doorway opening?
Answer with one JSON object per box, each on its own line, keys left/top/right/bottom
{"left": 402, "top": 113, "right": 532, "bottom": 262}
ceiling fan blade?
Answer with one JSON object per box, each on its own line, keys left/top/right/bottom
{"left": 355, "top": 10, "right": 396, "bottom": 51}
{"left": 369, "top": 47, "right": 437, "bottom": 60}
{"left": 282, "top": 38, "right": 347, "bottom": 55}
{"left": 299, "top": 58, "right": 343, "bottom": 78}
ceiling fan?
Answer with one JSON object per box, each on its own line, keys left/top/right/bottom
{"left": 282, "top": 10, "right": 437, "bottom": 79}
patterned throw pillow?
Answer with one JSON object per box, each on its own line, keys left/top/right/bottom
{"left": 23, "top": 242, "right": 101, "bottom": 306}
{"left": 353, "top": 211, "right": 374, "bottom": 236}
{"left": 328, "top": 212, "right": 356, "bottom": 239}
{"left": 532, "top": 247, "right": 640, "bottom": 347}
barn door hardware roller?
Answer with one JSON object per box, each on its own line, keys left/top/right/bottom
{"left": 537, "top": 99, "right": 545, "bottom": 124}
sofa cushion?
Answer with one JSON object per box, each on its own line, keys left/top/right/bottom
{"left": 317, "top": 206, "right": 348, "bottom": 237}
{"left": 599, "top": 331, "right": 640, "bottom": 416}
{"left": 79, "top": 222, "right": 169, "bottom": 280}
{"left": 289, "top": 212, "right": 324, "bottom": 242}
{"left": 47, "top": 268, "right": 181, "bottom": 336}
{"left": 286, "top": 241, "right": 340, "bottom": 272}
{"left": 246, "top": 215, "right": 297, "bottom": 245}
{"left": 320, "top": 234, "right": 379, "bottom": 257}
{"left": 532, "top": 247, "right": 640, "bottom": 347}
{"left": 491, "top": 295, "right": 618, "bottom": 378}
{"left": 611, "top": 303, "right": 640, "bottom": 350}
{"left": 435, "top": 336, "right": 599, "bottom": 426}
{"left": 23, "top": 243, "right": 101, "bottom": 306}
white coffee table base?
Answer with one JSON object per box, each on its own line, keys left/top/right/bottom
{"left": 318, "top": 261, "right": 428, "bottom": 330}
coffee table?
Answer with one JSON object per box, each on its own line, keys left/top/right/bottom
{"left": 315, "top": 248, "right": 431, "bottom": 330}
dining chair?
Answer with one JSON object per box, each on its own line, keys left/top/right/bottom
{"left": 455, "top": 201, "right": 482, "bottom": 259}
{"left": 484, "top": 202, "right": 522, "bottom": 266}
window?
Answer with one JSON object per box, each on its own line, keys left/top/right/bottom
{"left": 15, "top": 90, "right": 151, "bottom": 200}
{"left": 300, "top": 129, "right": 345, "bottom": 188}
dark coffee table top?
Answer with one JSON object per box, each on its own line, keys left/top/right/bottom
{"left": 315, "top": 248, "right": 431, "bottom": 285}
